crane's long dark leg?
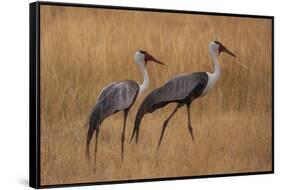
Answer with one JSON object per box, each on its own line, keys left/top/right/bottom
{"left": 186, "top": 103, "right": 195, "bottom": 142}
{"left": 93, "top": 127, "right": 100, "bottom": 169}
{"left": 121, "top": 109, "right": 129, "bottom": 162}
{"left": 158, "top": 103, "right": 184, "bottom": 148}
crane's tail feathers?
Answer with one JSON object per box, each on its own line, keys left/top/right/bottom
{"left": 188, "top": 126, "right": 195, "bottom": 142}
{"left": 129, "top": 111, "right": 145, "bottom": 144}
{"left": 84, "top": 107, "right": 95, "bottom": 129}
{"left": 135, "top": 129, "right": 139, "bottom": 143}
{"left": 129, "top": 131, "right": 134, "bottom": 144}
{"left": 129, "top": 128, "right": 139, "bottom": 144}
{"left": 85, "top": 103, "right": 103, "bottom": 159}
{"left": 86, "top": 129, "right": 95, "bottom": 160}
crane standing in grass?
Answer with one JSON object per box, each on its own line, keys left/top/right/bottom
{"left": 130, "top": 41, "right": 236, "bottom": 147}
{"left": 86, "top": 50, "right": 164, "bottom": 163}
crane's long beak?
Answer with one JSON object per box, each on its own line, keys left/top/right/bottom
{"left": 224, "top": 48, "right": 236, "bottom": 57}
{"left": 221, "top": 46, "right": 236, "bottom": 57}
{"left": 146, "top": 54, "right": 165, "bottom": 65}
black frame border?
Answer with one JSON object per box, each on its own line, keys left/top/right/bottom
{"left": 29, "top": 1, "right": 274, "bottom": 189}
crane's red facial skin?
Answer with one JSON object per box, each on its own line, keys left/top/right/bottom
{"left": 218, "top": 46, "right": 223, "bottom": 55}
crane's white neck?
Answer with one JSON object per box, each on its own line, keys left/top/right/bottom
{"left": 201, "top": 47, "right": 221, "bottom": 96}
{"left": 138, "top": 63, "right": 149, "bottom": 96}
{"left": 210, "top": 49, "right": 221, "bottom": 79}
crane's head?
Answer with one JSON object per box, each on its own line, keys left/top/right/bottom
{"left": 209, "top": 41, "right": 236, "bottom": 57}
{"left": 135, "top": 50, "right": 165, "bottom": 67}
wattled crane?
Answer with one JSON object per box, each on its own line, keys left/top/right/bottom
{"left": 86, "top": 50, "right": 164, "bottom": 163}
{"left": 130, "top": 41, "right": 236, "bottom": 147}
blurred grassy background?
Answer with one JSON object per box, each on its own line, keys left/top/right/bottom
{"left": 40, "top": 5, "right": 272, "bottom": 185}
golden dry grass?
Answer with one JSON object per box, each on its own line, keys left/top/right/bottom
{"left": 40, "top": 5, "right": 272, "bottom": 185}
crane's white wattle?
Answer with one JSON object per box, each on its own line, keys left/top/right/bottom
{"left": 201, "top": 42, "right": 221, "bottom": 96}
{"left": 135, "top": 51, "right": 149, "bottom": 98}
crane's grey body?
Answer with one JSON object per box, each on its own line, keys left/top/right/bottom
{"left": 143, "top": 72, "right": 208, "bottom": 107}
{"left": 131, "top": 72, "right": 208, "bottom": 143}
{"left": 86, "top": 80, "right": 139, "bottom": 161}
{"left": 97, "top": 80, "right": 140, "bottom": 110}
